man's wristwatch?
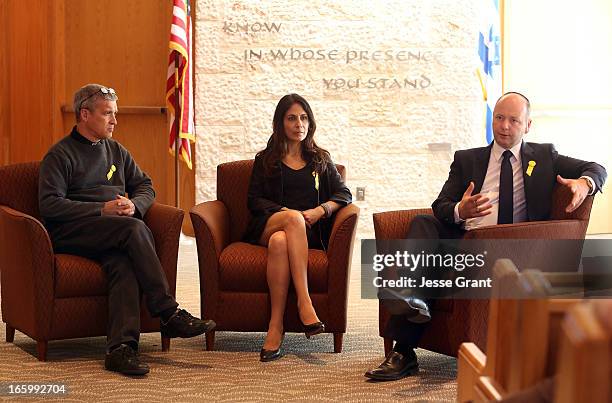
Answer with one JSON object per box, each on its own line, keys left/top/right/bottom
{"left": 581, "top": 176, "right": 594, "bottom": 194}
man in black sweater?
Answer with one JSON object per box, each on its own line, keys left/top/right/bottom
{"left": 39, "top": 84, "right": 215, "bottom": 376}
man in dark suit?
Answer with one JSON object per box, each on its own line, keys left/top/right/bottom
{"left": 365, "top": 91, "right": 607, "bottom": 381}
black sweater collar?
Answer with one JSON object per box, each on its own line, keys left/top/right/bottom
{"left": 70, "top": 126, "right": 104, "bottom": 146}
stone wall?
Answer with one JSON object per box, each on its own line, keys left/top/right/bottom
{"left": 195, "top": 0, "right": 486, "bottom": 239}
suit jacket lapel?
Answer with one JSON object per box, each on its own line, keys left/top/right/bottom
{"left": 474, "top": 144, "right": 493, "bottom": 194}
{"left": 521, "top": 142, "right": 536, "bottom": 219}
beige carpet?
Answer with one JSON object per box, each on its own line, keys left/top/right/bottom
{"left": 0, "top": 239, "right": 457, "bottom": 402}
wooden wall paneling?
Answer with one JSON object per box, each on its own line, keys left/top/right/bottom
{"left": 51, "top": 0, "right": 66, "bottom": 144}
{"left": 63, "top": 0, "right": 195, "bottom": 221}
{"left": 0, "top": 1, "right": 9, "bottom": 165}
{"left": 109, "top": 114, "right": 171, "bottom": 207}
{"left": 6, "top": 0, "right": 65, "bottom": 164}
{"left": 64, "top": 0, "right": 170, "bottom": 105}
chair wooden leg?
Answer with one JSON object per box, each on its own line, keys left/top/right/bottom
{"left": 37, "top": 341, "right": 48, "bottom": 361}
{"left": 161, "top": 336, "right": 170, "bottom": 352}
{"left": 6, "top": 324, "right": 15, "bottom": 342}
{"left": 384, "top": 337, "right": 393, "bottom": 356}
{"left": 205, "top": 331, "right": 215, "bottom": 351}
{"left": 333, "top": 333, "right": 343, "bottom": 353}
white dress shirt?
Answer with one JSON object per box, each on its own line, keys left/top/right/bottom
{"left": 454, "top": 141, "right": 527, "bottom": 230}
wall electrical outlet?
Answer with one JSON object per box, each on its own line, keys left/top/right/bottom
{"left": 356, "top": 187, "right": 365, "bottom": 201}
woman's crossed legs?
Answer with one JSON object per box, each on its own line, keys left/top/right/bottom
{"left": 259, "top": 210, "right": 321, "bottom": 350}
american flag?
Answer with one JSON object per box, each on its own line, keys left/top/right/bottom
{"left": 166, "top": 0, "right": 195, "bottom": 169}
{"left": 477, "top": 0, "right": 502, "bottom": 144}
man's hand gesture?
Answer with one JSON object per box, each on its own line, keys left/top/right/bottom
{"left": 557, "top": 175, "right": 590, "bottom": 213}
{"left": 458, "top": 181, "right": 493, "bottom": 220}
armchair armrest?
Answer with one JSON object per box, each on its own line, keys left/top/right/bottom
{"left": 143, "top": 202, "right": 184, "bottom": 294}
{"left": 373, "top": 208, "right": 432, "bottom": 337}
{"left": 373, "top": 208, "right": 433, "bottom": 240}
{"left": 464, "top": 219, "right": 588, "bottom": 240}
{"left": 190, "top": 201, "right": 230, "bottom": 260}
{"left": 551, "top": 188, "right": 594, "bottom": 221}
{"left": 0, "top": 206, "right": 55, "bottom": 339}
{"left": 326, "top": 203, "right": 359, "bottom": 330}
{"left": 328, "top": 204, "right": 360, "bottom": 253}
{"left": 465, "top": 220, "right": 588, "bottom": 273}
{"left": 190, "top": 201, "right": 230, "bottom": 319}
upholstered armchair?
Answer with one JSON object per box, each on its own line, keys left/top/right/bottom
{"left": 373, "top": 185, "right": 594, "bottom": 357}
{"left": 0, "top": 162, "right": 184, "bottom": 360}
{"left": 190, "top": 159, "right": 359, "bottom": 353}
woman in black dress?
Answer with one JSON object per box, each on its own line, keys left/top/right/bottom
{"left": 244, "top": 94, "right": 352, "bottom": 361}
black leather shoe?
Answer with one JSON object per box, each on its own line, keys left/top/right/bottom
{"left": 160, "top": 309, "right": 216, "bottom": 338}
{"left": 260, "top": 347, "right": 283, "bottom": 362}
{"left": 105, "top": 344, "right": 150, "bottom": 376}
{"left": 364, "top": 349, "right": 418, "bottom": 381}
{"left": 260, "top": 333, "right": 284, "bottom": 362}
{"left": 379, "top": 288, "right": 431, "bottom": 323}
{"left": 303, "top": 321, "right": 325, "bottom": 338}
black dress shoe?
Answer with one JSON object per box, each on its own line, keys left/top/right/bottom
{"left": 160, "top": 309, "right": 216, "bottom": 338}
{"left": 379, "top": 288, "right": 431, "bottom": 323}
{"left": 364, "top": 349, "right": 418, "bottom": 381}
{"left": 303, "top": 321, "right": 325, "bottom": 338}
{"left": 105, "top": 344, "right": 150, "bottom": 376}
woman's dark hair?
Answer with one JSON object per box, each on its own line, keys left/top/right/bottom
{"left": 257, "top": 93, "right": 331, "bottom": 176}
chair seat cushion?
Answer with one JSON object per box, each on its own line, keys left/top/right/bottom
{"left": 219, "top": 242, "right": 328, "bottom": 292}
{"left": 55, "top": 254, "right": 107, "bottom": 298}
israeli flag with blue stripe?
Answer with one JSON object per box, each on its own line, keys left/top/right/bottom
{"left": 477, "top": 0, "right": 502, "bottom": 144}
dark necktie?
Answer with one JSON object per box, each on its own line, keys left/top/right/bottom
{"left": 498, "top": 150, "right": 513, "bottom": 224}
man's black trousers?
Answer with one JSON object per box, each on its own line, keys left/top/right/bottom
{"left": 383, "top": 214, "right": 465, "bottom": 351}
{"left": 49, "top": 216, "right": 179, "bottom": 350}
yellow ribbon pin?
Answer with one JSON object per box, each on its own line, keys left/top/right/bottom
{"left": 107, "top": 164, "right": 117, "bottom": 180}
{"left": 312, "top": 171, "right": 319, "bottom": 191}
{"left": 526, "top": 160, "right": 536, "bottom": 176}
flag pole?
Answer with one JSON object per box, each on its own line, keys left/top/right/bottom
{"left": 174, "top": 53, "right": 180, "bottom": 209}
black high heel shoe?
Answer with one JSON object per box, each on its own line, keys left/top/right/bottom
{"left": 260, "top": 334, "right": 284, "bottom": 362}
{"left": 260, "top": 347, "right": 282, "bottom": 362}
{"left": 303, "top": 321, "right": 325, "bottom": 339}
